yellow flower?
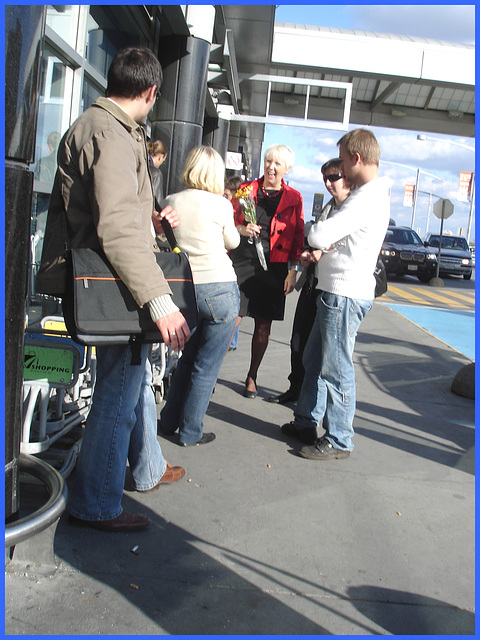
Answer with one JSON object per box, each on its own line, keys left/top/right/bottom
{"left": 233, "top": 185, "right": 253, "bottom": 199}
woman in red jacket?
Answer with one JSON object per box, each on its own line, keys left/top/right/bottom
{"left": 231, "top": 144, "right": 304, "bottom": 398}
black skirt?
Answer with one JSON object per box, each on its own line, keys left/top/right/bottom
{"left": 230, "top": 237, "right": 288, "bottom": 321}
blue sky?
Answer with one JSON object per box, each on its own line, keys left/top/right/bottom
{"left": 260, "top": 5, "right": 475, "bottom": 240}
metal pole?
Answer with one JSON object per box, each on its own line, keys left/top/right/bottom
{"left": 436, "top": 212, "right": 445, "bottom": 279}
{"left": 411, "top": 168, "right": 420, "bottom": 228}
{"left": 425, "top": 192, "right": 432, "bottom": 237}
{"left": 466, "top": 171, "right": 475, "bottom": 243}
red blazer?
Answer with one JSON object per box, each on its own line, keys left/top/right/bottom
{"left": 233, "top": 178, "right": 304, "bottom": 263}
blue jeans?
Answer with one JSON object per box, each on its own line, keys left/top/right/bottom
{"left": 161, "top": 281, "right": 240, "bottom": 445}
{"left": 294, "top": 292, "right": 372, "bottom": 451}
{"left": 230, "top": 325, "right": 239, "bottom": 349}
{"left": 69, "top": 343, "right": 166, "bottom": 521}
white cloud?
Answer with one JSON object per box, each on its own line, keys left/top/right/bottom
{"left": 351, "top": 5, "right": 475, "bottom": 45}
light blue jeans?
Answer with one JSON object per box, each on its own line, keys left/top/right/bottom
{"left": 161, "top": 281, "right": 240, "bottom": 445}
{"left": 69, "top": 343, "right": 166, "bottom": 521}
{"left": 230, "top": 325, "right": 240, "bottom": 349}
{"left": 294, "top": 291, "right": 372, "bottom": 451}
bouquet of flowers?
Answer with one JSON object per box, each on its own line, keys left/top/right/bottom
{"left": 234, "top": 185, "right": 268, "bottom": 270}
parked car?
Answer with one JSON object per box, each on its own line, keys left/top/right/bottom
{"left": 423, "top": 233, "right": 473, "bottom": 280}
{"left": 381, "top": 226, "right": 437, "bottom": 282}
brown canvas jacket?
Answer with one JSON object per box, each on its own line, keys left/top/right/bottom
{"left": 36, "top": 96, "right": 171, "bottom": 307}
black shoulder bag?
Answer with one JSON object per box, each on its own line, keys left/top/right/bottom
{"left": 65, "top": 215, "right": 197, "bottom": 348}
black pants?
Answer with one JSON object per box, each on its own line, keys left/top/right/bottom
{"left": 288, "top": 276, "right": 319, "bottom": 391}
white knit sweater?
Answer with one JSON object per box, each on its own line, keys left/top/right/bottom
{"left": 164, "top": 189, "right": 240, "bottom": 285}
{"left": 308, "top": 176, "right": 392, "bottom": 300}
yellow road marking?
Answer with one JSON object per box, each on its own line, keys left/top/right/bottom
{"left": 383, "top": 285, "right": 425, "bottom": 304}
{"left": 416, "top": 287, "right": 466, "bottom": 307}
{"left": 443, "top": 289, "right": 476, "bottom": 303}
{"left": 381, "top": 284, "right": 475, "bottom": 309}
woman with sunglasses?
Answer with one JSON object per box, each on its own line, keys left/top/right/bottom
{"left": 268, "top": 158, "right": 352, "bottom": 404}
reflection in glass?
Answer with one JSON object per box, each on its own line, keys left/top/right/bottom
{"left": 33, "top": 44, "right": 71, "bottom": 191}
{"left": 83, "top": 77, "right": 102, "bottom": 112}
{"left": 46, "top": 5, "right": 80, "bottom": 49}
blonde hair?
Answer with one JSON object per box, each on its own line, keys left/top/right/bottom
{"left": 181, "top": 146, "right": 225, "bottom": 195}
{"left": 337, "top": 129, "right": 380, "bottom": 166}
{"left": 264, "top": 144, "right": 295, "bottom": 172}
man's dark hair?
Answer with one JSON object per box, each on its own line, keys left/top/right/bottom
{"left": 321, "top": 158, "right": 342, "bottom": 174}
{"left": 106, "top": 46, "right": 163, "bottom": 99}
{"left": 225, "top": 175, "right": 242, "bottom": 192}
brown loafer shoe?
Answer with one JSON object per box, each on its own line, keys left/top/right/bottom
{"left": 158, "top": 462, "right": 185, "bottom": 484}
{"left": 139, "top": 462, "right": 185, "bottom": 492}
{"left": 69, "top": 510, "right": 150, "bottom": 532}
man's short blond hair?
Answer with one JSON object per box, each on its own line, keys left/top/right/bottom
{"left": 181, "top": 146, "right": 225, "bottom": 195}
{"left": 337, "top": 129, "right": 380, "bottom": 166}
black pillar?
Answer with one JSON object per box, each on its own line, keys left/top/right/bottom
{"left": 203, "top": 115, "right": 230, "bottom": 161}
{"left": 152, "top": 34, "right": 210, "bottom": 195}
{"left": 5, "top": 5, "right": 45, "bottom": 520}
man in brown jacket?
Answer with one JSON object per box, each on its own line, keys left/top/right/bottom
{"left": 37, "top": 47, "right": 189, "bottom": 532}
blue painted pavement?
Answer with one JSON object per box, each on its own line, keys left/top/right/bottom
{"left": 384, "top": 304, "right": 475, "bottom": 362}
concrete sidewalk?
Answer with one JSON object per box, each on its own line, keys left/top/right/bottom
{"left": 5, "top": 292, "right": 475, "bottom": 635}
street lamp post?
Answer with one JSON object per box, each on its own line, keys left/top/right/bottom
{"left": 416, "top": 134, "right": 475, "bottom": 152}
{"left": 417, "top": 189, "right": 444, "bottom": 236}
{"left": 465, "top": 172, "right": 475, "bottom": 243}
{"left": 382, "top": 160, "right": 444, "bottom": 231}
{"left": 417, "top": 134, "right": 475, "bottom": 242}
{"left": 412, "top": 168, "right": 420, "bottom": 229}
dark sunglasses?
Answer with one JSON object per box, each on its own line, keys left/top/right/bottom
{"left": 155, "top": 88, "right": 161, "bottom": 100}
{"left": 323, "top": 173, "right": 343, "bottom": 183}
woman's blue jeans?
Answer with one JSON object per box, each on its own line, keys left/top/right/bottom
{"left": 294, "top": 291, "right": 372, "bottom": 451}
{"left": 69, "top": 343, "right": 166, "bottom": 521}
{"left": 161, "top": 281, "right": 240, "bottom": 445}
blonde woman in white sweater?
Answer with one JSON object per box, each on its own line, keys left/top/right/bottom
{"left": 159, "top": 146, "right": 240, "bottom": 446}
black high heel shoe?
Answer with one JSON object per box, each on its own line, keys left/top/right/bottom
{"left": 242, "top": 377, "right": 257, "bottom": 399}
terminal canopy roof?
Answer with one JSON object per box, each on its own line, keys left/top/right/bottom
{"left": 208, "top": 6, "right": 474, "bottom": 177}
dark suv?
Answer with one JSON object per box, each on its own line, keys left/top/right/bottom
{"left": 381, "top": 226, "right": 437, "bottom": 282}
{"left": 423, "top": 233, "right": 473, "bottom": 280}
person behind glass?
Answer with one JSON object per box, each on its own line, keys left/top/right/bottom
{"left": 281, "top": 129, "right": 392, "bottom": 460}
{"left": 268, "top": 159, "right": 352, "bottom": 404}
{"left": 224, "top": 175, "right": 243, "bottom": 350}
{"left": 230, "top": 144, "right": 304, "bottom": 398}
{"left": 35, "top": 130, "right": 61, "bottom": 187}
{"left": 36, "top": 47, "right": 189, "bottom": 533}
{"left": 147, "top": 138, "right": 168, "bottom": 201}
{"left": 159, "top": 146, "right": 241, "bottom": 446}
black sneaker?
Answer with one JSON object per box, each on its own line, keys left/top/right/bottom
{"left": 180, "top": 432, "right": 216, "bottom": 447}
{"left": 267, "top": 388, "right": 299, "bottom": 404}
{"left": 298, "top": 436, "right": 350, "bottom": 460}
{"left": 280, "top": 422, "right": 317, "bottom": 445}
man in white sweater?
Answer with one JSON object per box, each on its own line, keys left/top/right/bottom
{"left": 281, "top": 129, "right": 392, "bottom": 459}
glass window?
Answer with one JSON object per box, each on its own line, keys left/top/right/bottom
{"left": 32, "top": 43, "right": 74, "bottom": 192}
{"left": 46, "top": 5, "right": 81, "bottom": 50}
{"left": 86, "top": 18, "right": 119, "bottom": 77}
{"left": 82, "top": 76, "right": 103, "bottom": 111}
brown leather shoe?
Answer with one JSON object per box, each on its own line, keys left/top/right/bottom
{"left": 158, "top": 462, "right": 185, "bottom": 484}
{"left": 69, "top": 510, "right": 150, "bottom": 532}
{"left": 140, "top": 462, "right": 185, "bottom": 492}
